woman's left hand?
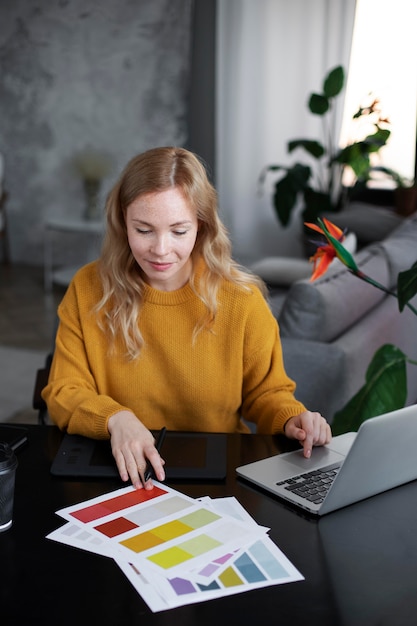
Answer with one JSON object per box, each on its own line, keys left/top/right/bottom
{"left": 284, "top": 411, "right": 331, "bottom": 458}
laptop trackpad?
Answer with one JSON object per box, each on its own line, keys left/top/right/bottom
{"left": 279, "top": 446, "right": 345, "bottom": 475}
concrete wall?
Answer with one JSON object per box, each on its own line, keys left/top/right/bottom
{"left": 0, "top": 0, "right": 194, "bottom": 265}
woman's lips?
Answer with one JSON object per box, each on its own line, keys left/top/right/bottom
{"left": 147, "top": 261, "right": 174, "bottom": 271}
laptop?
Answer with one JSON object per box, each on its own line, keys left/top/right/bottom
{"left": 236, "top": 404, "right": 417, "bottom": 516}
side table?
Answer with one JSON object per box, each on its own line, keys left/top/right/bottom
{"left": 43, "top": 217, "right": 105, "bottom": 291}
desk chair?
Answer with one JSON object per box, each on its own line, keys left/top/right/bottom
{"left": 32, "top": 315, "right": 58, "bottom": 425}
{"left": 0, "top": 153, "right": 10, "bottom": 264}
{"left": 32, "top": 352, "right": 53, "bottom": 425}
{"left": 0, "top": 191, "right": 10, "bottom": 265}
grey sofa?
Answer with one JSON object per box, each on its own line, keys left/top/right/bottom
{"left": 265, "top": 212, "right": 417, "bottom": 424}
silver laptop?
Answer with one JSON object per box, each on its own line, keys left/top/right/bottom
{"left": 236, "top": 404, "right": 417, "bottom": 516}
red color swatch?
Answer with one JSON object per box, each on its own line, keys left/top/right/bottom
{"left": 70, "top": 486, "right": 167, "bottom": 523}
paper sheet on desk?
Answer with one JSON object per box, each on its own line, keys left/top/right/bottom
{"left": 47, "top": 483, "right": 303, "bottom": 612}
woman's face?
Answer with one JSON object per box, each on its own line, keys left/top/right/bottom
{"left": 125, "top": 187, "right": 199, "bottom": 291}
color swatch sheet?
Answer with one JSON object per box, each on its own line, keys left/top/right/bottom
{"left": 47, "top": 483, "right": 303, "bottom": 611}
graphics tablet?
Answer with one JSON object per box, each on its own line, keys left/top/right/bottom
{"left": 51, "top": 431, "right": 227, "bottom": 481}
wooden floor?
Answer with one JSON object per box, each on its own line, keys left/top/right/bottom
{"left": 0, "top": 264, "right": 64, "bottom": 352}
{"left": 0, "top": 264, "right": 66, "bottom": 424}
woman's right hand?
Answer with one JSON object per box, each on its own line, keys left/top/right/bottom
{"left": 107, "top": 410, "right": 165, "bottom": 489}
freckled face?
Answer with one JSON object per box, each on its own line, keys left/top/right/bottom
{"left": 125, "top": 187, "right": 199, "bottom": 291}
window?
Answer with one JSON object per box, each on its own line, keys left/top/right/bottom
{"left": 340, "top": 0, "right": 417, "bottom": 187}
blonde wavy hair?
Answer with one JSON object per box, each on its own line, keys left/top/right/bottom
{"left": 96, "top": 146, "right": 265, "bottom": 359}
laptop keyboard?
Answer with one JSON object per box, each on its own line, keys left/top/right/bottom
{"left": 276, "top": 462, "right": 341, "bottom": 505}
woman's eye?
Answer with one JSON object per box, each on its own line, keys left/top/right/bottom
{"left": 134, "top": 228, "right": 188, "bottom": 236}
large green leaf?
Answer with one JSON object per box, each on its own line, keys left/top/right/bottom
{"left": 336, "top": 143, "right": 371, "bottom": 178}
{"left": 272, "top": 164, "right": 312, "bottom": 225}
{"left": 288, "top": 139, "right": 325, "bottom": 159}
{"left": 362, "top": 127, "right": 391, "bottom": 152}
{"left": 303, "top": 189, "right": 333, "bottom": 221}
{"left": 335, "top": 128, "right": 390, "bottom": 179}
{"left": 331, "top": 344, "right": 408, "bottom": 435}
{"left": 273, "top": 177, "right": 297, "bottom": 226}
{"left": 397, "top": 261, "right": 417, "bottom": 311}
{"left": 308, "top": 93, "right": 329, "bottom": 116}
{"left": 323, "top": 65, "right": 344, "bottom": 98}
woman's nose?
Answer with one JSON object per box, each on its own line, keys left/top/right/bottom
{"left": 151, "top": 235, "right": 169, "bottom": 255}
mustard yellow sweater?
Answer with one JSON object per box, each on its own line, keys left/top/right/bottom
{"left": 42, "top": 261, "right": 306, "bottom": 438}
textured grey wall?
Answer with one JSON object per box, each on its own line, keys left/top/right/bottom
{"left": 0, "top": 0, "right": 193, "bottom": 265}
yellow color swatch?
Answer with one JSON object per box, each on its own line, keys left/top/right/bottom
{"left": 219, "top": 567, "right": 244, "bottom": 588}
{"left": 148, "top": 545, "right": 193, "bottom": 569}
{"left": 148, "top": 534, "right": 222, "bottom": 569}
{"left": 120, "top": 531, "right": 163, "bottom": 553}
{"left": 152, "top": 520, "right": 191, "bottom": 541}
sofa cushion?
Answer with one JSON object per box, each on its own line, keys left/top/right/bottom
{"left": 378, "top": 213, "right": 417, "bottom": 285}
{"left": 250, "top": 257, "right": 311, "bottom": 285}
{"left": 323, "top": 203, "right": 404, "bottom": 245}
{"left": 278, "top": 245, "right": 390, "bottom": 342}
{"left": 250, "top": 232, "right": 357, "bottom": 286}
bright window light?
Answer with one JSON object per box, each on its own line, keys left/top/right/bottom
{"left": 340, "top": 0, "right": 417, "bottom": 187}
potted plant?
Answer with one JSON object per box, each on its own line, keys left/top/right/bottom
{"left": 259, "top": 66, "right": 392, "bottom": 231}
{"left": 369, "top": 166, "right": 417, "bottom": 217}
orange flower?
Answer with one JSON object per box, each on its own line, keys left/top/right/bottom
{"left": 305, "top": 218, "right": 346, "bottom": 281}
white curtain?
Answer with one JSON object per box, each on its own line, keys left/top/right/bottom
{"left": 215, "top": 0, "right": 357, "bottom": 262}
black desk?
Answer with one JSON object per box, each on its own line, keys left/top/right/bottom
{"left": 1, "top": 425, "right": 417, "bottom": 626}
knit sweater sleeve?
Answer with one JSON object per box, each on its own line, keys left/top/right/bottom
{"left": 239, "top": 288, "right": 306, "bottom": 434}
{"left": 41, "top": 263, "right": 130, "bottom": 439}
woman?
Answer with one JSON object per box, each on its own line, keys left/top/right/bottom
{"left": 43, "top": 147, "right": 331, "bottom": 489}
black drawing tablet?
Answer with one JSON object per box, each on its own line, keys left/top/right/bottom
{"left": 50, "top": 431, "right": 227, "bottom": 481}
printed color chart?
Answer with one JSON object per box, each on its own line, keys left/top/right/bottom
{"left": 49, "top": 485, "right": 303, "bottom": 611}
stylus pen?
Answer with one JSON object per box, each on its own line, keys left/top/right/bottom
{"left": 144, "top": 427, "right": 167, "bottom": 482}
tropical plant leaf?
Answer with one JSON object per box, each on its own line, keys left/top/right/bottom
{"left": 289, "top": 163, "right": 312, "bottom": 186}
{"left": 263, "top": 164, "right": 282, "bottom": 174}
{"left": 288, "top": 139, "right": 324, "bottom": 159}
{"left": 257, "top": 164, "right": 283, "bottom": 190}
{"left": 368, "top": 165, "right": 408, "bottom": 187}
{"left": 271, "top": 164, "right": 311, "bottom": 226}
{"left": 397, "top": 261, "right": 417, "bottom": 311}
{"left": 323, "top": 65, "right": 344, "bottom": 98}
{"left": 308, "top": 93, "right": 329, "bottom": 116}
{"left": 302, "top": 188, "right": 333, "bottom": 221}
{"left": 362, "top": 127, "right": 391, "bottom": 152}
{"left": 273, "top": 177, "right": 298, "bottom": 227}
{"left": 331, "top": 344, "right": 407, "bottom": 435}
{"left": 336, "top": 144, "right": 371, "bottom": 178}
